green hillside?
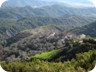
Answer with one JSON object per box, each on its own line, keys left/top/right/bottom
{"left": 1, "top": 48, "right": 96, "bottom": 72}
{"left": 0, "top": 16, "right": 95, "bottom": 39}
{"left": 0, "top": 2, "right": 96, "bottom": 72}
{"left": 1, "top": 5, "right": 96, "bottom": 18}
{"left": 33, "top": 50, "right": 60, "bottom": 59}
{"left": 70, "top": 21, "right": 96, "bottom": 37}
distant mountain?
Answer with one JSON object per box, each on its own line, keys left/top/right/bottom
{"left": 62, "top": 0, "right": 94, "bottom": 7}
{"left": 70, "top": 21, "right": 96, "bottom": 37}
{"left": 1, "top": 0, "right": 58, "bottom": 8}
{"left": 1, "top": 0, "right": 94, "bottom": 8}
{"left": 0, "top": 15, "right": 95, "bottom": 39}
{"left": 0, "top": 4, "right": 96, "bottom": 38}
{"left": 0, "top": 5, "right": 96, "bottom": 19}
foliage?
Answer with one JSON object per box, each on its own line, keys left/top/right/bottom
{"left": 70, "top": 21, "right": 96, "bottom": 37}
{"left": 33, "top": 50, "right": 60, "bottom": 59}
{"left": 1, "top": 35, "right": 96, "bottom": 61}
{"left": 1, "top": 50, "right": 96, "bottom": 72}
{"left": 0, "top": 60, "right": 84, "bottom": 72}
{"left": 76, "top": 50, "right": 96, "bottom": 71}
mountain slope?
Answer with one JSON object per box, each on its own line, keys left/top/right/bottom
{"left": 1, "top": 0, "right": 94, "bottom": 8}
{"left": 0, "top": 4, "right": 96, "bottom": 42}
{"left": 33, "top": 40, "right": 96, "bottom": 62}
{"left": 0, "top": 15, "right": 96, "bottom": 39}
{"left": 1, "top": 25, "right": 64, "bottom": 61}
{"left": 0, "top": 5, "right": 96, "bottom": 18}
{"left": 70, "top": 21, "right": 96, "bottom": 37}
{"left": 1, "top": 0, "right": 57, "bottom": 8}
{"left": 4, "top": 25, "right": 61, "bottom": 46}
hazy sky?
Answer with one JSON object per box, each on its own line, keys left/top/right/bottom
{"left": 0, "top": 0, "right": 7, "bottom": 7}
{"left": 91, "top": 0, "right": 96, "bottom": 7}
{"left": 0, "top": 0, "right": 96, "bottom": 7}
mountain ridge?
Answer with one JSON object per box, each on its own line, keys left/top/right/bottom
{"left": 1, "top": 0, "right": 94, "bottom": 8}
{"left": 70, "top": 21, "right": 96, "bottom": 37}
{"left": 0, "top": 5, "right": 96, "bottom": 19}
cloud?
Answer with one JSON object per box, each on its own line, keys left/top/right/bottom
{"left": 61, "top": 0, "right": 94, "bottom": 7}
{"left": 0, "top": 0, "right": 7, "bottom": 7}
{"left": 90, "top": 0, "right": 96, "bottom": 7}
{"left": 0, "top": 0, "right": 94, "bottom": 8}
{"left": 46, "top": 0, "right": 94, "bottom": 7}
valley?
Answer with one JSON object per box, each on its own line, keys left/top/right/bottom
{"left": 0, "top": 0, "right": 96, "bottom": 72}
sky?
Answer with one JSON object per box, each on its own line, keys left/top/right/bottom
{"left": 0, "top": 0, "right": 7, "bottom": 7}
{"left": 91, "top": 0, "right": 96, "bottom": 7}
{"left": 0, "top": 0, "right": 96, "bottom": 7}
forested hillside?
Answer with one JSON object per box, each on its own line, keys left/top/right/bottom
{"left": 0, "top": 37, "right": 96, "bottom": 72}
{"left": 0, "top": 0, "right": 96, "bottom": 72}
{"left": 1, "top": 5, "right": 96, "bottom": 18}
{"left": 70, "top": 21, "right": 96, "bottom": 37}
{"left": 0, "top": 4, "right": 96, "bottom": 39}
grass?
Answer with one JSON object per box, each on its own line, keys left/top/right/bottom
{"left": 93, "top": 38, "right": 96, "bottom": 41}
{"left": 33, "top": 50, "right": 60, "bottom": 59}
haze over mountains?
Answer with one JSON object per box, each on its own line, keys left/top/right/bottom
{"left": 0, "top": 1, "right": 96, "bottom": 71}
{"left": 1, "top": 0, "right": 95, "bottom": 8}
{"left": 0, "top": 5, "right": 96, "bottom": 19}
{"left": 0, "top": 0, "right": 96, "bottom": 39}
{"left": 70, "top": 21, "right": 96, "bottom": 37}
